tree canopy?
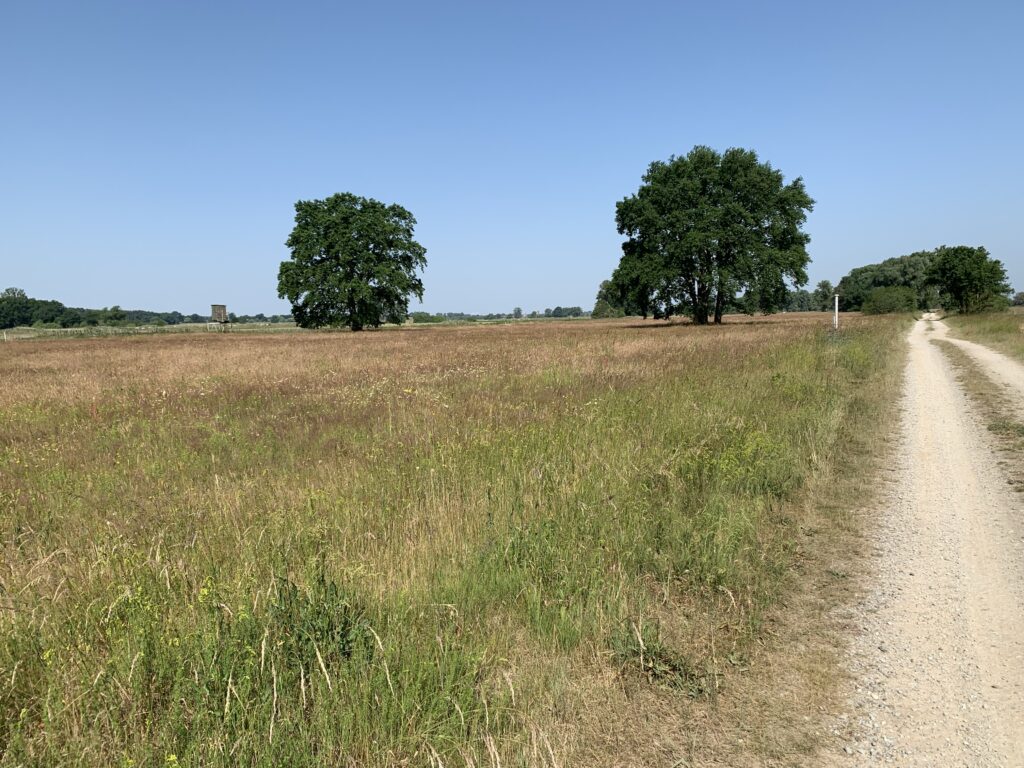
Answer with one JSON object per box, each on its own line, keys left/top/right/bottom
{"left": 278, "top": 193, "right": 427, "bottom": 331}
{"left": 926, "top": 245, "right": 1011, "bottom": 313}
{"left": 837, "top": 246, "right": 1010, "bottom": 313}
{"left": 835, "top": 251, "right": 938, "bottom": 311}
{"left": 861, "top": 286, "right": 918, "bottom": 314}
{"left": 783, "top": 280, "right": 835, "bottom": 313}
{"left": 812, "top": 280, "right": 835, "bottom": 311}
{"left": 611, "top": 146, "right": 814, "bottom": 324}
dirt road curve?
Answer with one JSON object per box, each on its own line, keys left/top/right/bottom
{"left": 831, "top": 315, "right": 1024, "bottom": 766}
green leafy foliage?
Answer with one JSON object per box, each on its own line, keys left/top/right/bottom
{"left": 836, "top": 250, "right": 940, "bottom": 311}
{"left": 926, "top": 245, "right": 1011, "bottom": 313}
{"left": 542, "top": 306, "right": 583, "bottom": 318}
{"left": 278, "top": 193, "right": 427, "bottom": 331}
{"left": 592, "top": 280, "right": 627, "bottom": 317}
{"left": 612, "top": 146, "right": 814, "bottom": 324}
{"left": 409, "top": 311, "right": 444, "bottom": 323}
{"left": 784, "top": 281, "right": 835, "bottom": 312}
{"left": 785, "top": 289, "right": 815, "bottom": 311}
{"left": 861, "top": 286, "right": 918, "bottom": 314}
{"left": 813, "top": 280, "right": 835, "bottom": 311}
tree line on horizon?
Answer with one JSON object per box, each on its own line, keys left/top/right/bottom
{"left": 0, "top": 285, "right": 586, "bottom": 332}
{"left": 0, "top": 288, "right": 293, "bottom": 330}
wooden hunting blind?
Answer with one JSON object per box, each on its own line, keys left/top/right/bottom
{"left": 211, "top": 304, "right": 228, "bottom": 324}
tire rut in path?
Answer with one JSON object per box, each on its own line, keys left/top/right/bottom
{"left": 829, "top": 316, "right": 1024, "bottom": 766}
{"left": 929, "top": 318, "right": 1024, "bottom": 420}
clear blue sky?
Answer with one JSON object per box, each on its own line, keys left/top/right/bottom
{"left": 2, "top": 0, "right": 1021, "bottom": 315}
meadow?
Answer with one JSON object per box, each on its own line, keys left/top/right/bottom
{"left": 0, "top": 314, "right": 905, "bottom": 766}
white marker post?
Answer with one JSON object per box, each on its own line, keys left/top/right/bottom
{"left": 833, "top": 294, "right": 839, "bottom": 331}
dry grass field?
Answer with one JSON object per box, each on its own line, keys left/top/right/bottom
{"left": 0, "top": 314, "right": 905, "bottom": 766}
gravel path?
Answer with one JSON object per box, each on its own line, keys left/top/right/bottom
{"left": 929, "top": 318, "right": 1024, "bottom": 419}
{"left": 829, "top": 315, "right": 1024, "bottom": 766}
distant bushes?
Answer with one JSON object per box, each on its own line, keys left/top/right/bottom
{"left": 861, "top": 286, "right": 918, "bottom": 314}
{"left": 410, "top": 311, "right": 445, "bottom": 323}
{"left": 0, "top": 288, "right": 291, "bottom": 329}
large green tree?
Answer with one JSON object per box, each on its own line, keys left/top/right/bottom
{"left": 278, "top": 193, "right": 427, "bottom": 331}
{"left": 927, "top": 245, "right": 1010, "bottom": 313}
{"left": 613, "top": 146, "right": 814, "bottom": 324}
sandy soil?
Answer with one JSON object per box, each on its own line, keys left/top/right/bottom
{"left": 828, "top": 315, "right": 1024, "bottom": 765}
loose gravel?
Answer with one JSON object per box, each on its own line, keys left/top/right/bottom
{"left": 826, "top": 316, "right": 1024, "bottom": 766}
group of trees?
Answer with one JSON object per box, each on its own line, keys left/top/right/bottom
{"left": 0, "top": 288, "right": 291, "bottom": 330}
{"left": 835, "top": 246, "right": 1011, "bottom": 314}
{"left": 407, "top": 307, "right": 584, "bottom": 324}
{"left": 835, "top": 251, "right": 939, "bottom": 311}
{"left": 926, "top": 245, "right": 1012, "bottom": 314}
{"left": 781, "top": 280, "right": 836, "bottom": 312}
{"left": 600, "top": 146, "right": 815, "bottom": 324}
{"left": 0, "top": 288, "right": 198, "bottom": 329}
{"left": 13, "top": 171, "right": 1016, "bottom": 332}
{"left": 276, "top": 148, "right": 816, "bottom": 330}
{"left": 224, "top": 151, "right": 1017, "bottom": 331}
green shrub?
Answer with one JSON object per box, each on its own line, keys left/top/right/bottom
{"left": 861, "top": 286, "right": 917, "bottom": 314}
{"left": 409, "top": 311, "right": 444, "bottom": 323}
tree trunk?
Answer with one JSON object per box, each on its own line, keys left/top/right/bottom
{"left": 693, "top": 280, "right": 711, "bottom": 324}
{"left": 348, "top": 300, "right": 363, "bottom": 331}
{"left": 713, "top": 288, "right": 725, "bottom": 324}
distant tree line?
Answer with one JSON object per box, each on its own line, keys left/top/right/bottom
{"left": 409, "top": 307, "right": 585, "bottom": 324}
{"left": 0, "top": 288, "right": 291, "bottom": 329}
{"left": 782, "top": 280, "right": 836, "bottom": 312}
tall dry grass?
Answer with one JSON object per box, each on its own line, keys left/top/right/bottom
{"left": 0, "top": 314, "right": 905, "bottom": 766}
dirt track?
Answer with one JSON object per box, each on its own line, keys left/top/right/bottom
{"left": 930, "top": 318, "right": 1024, "bottom": 420}
{"left": 831, "top": 315, "right": 1024, "bottom": 765}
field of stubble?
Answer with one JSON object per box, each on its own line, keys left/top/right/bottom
{"left": 0, "top": 314, "right": 903, "bottom": 766}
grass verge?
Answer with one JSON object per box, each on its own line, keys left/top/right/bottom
{"left": 942, "top": 310, "right": 1024, "bottom": 363}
